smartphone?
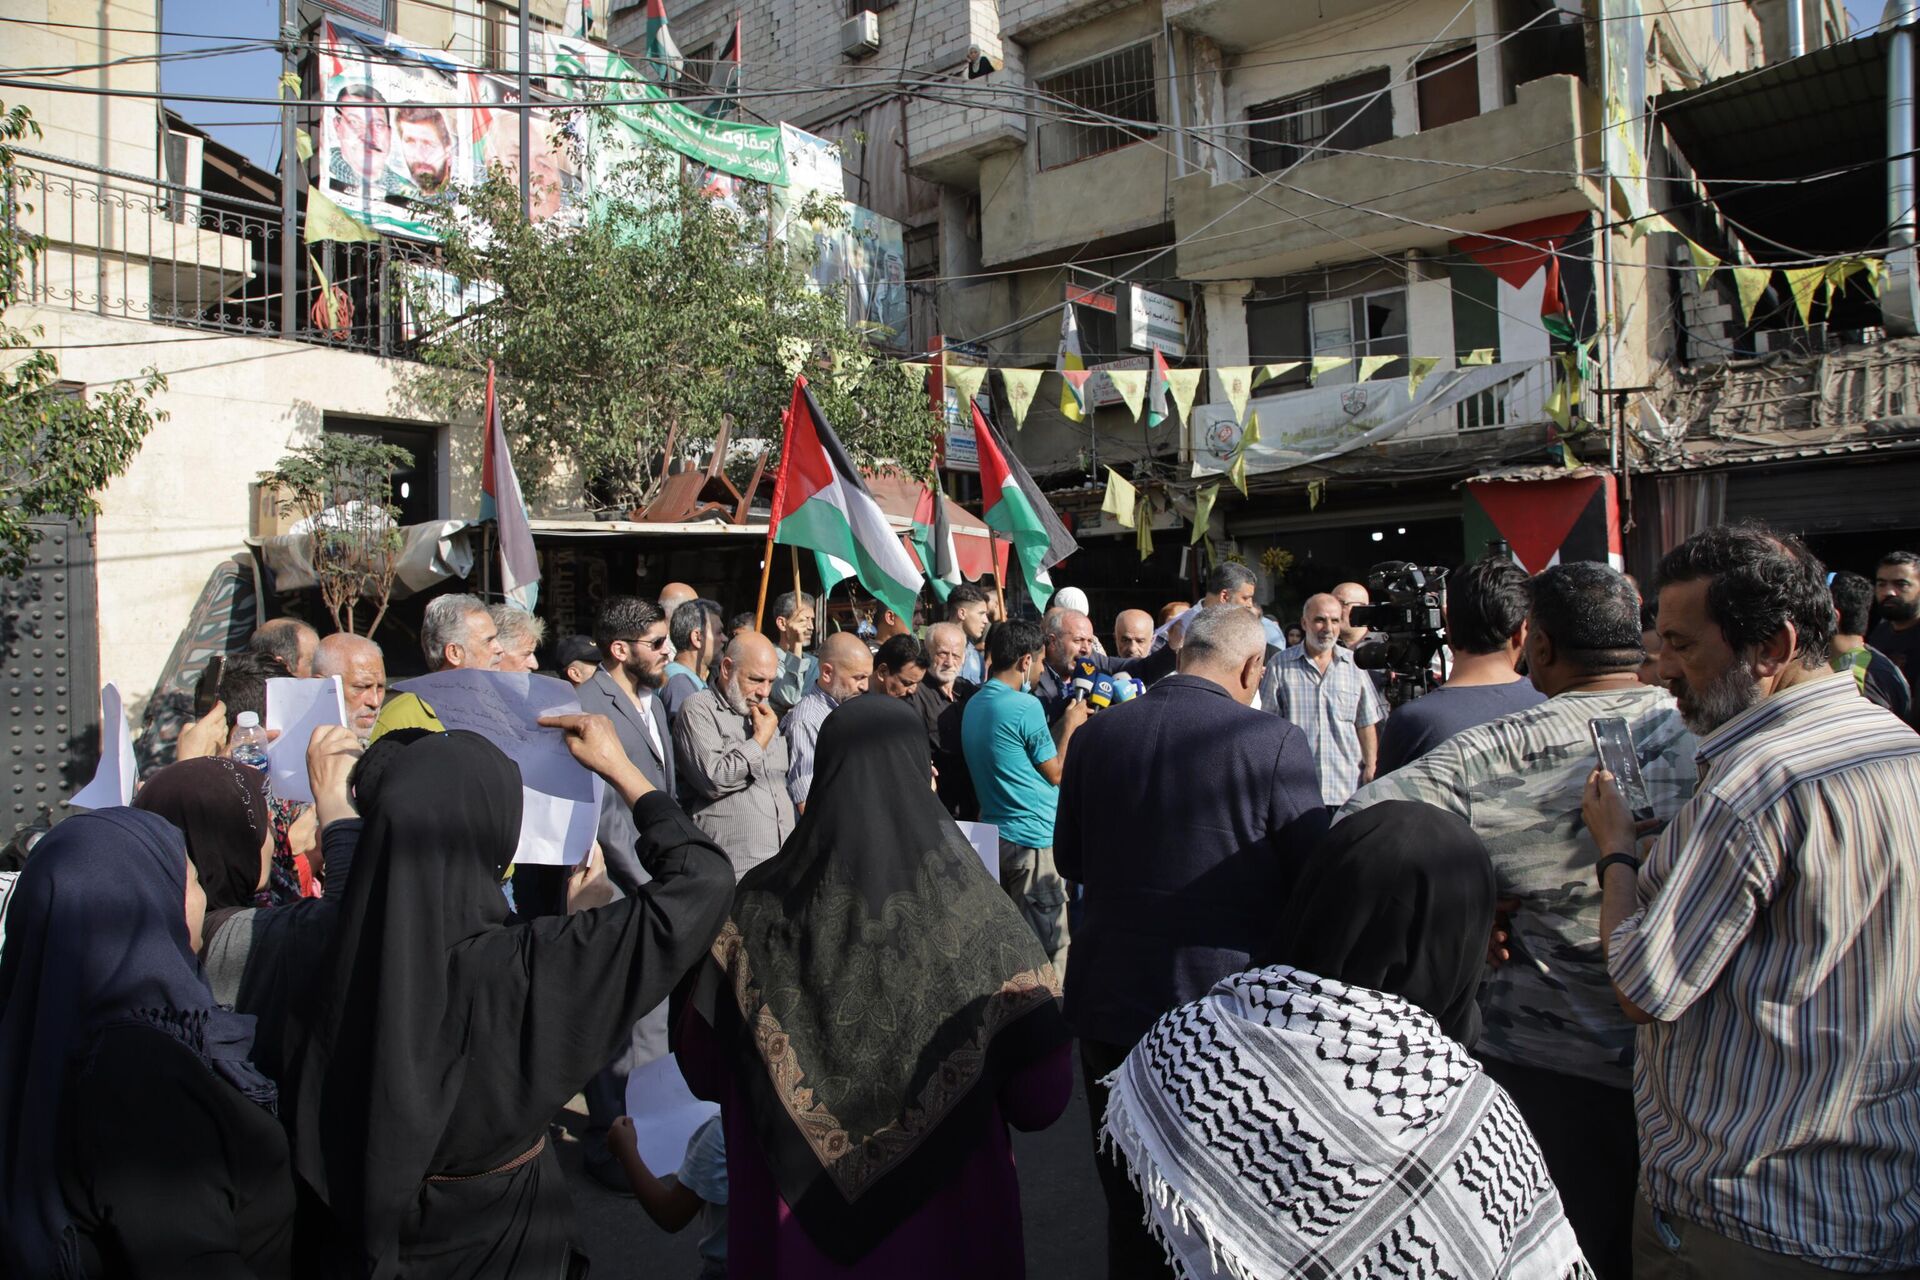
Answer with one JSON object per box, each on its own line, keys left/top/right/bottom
{"left": 193, "top": 654, "right": 226, "bottom": 718}
{"left": 1589, "top": 716, "right": 1655, "bottom": 823}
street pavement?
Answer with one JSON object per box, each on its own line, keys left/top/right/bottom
{"left": 559, "top": 1044, "right": 1111, "bottom": 1278}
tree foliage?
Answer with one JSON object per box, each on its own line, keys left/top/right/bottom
{"left": 1, "top": 102, "right": 165, "bottom": 578}
{"left": 262, "top": 433, "right": 414, "bottom": 636}
{"left": 401, "top": 132, "right": 937, "bottom": 511}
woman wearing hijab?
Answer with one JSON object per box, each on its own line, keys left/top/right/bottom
{"left": 0, "top": 807, "right": 292, "bottom": 1277}
{"left": 677, "top": 695, "right": 1072, "bottom": 1277}
{"left": 1102, "top": 801, "right": 1593, "bottom": 1280}
{"left": 284, "top": 715, "right": 734, "bottom": 1279}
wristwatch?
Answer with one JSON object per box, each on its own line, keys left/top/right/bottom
{"left": 1595, "top": 851, "right": 1641, "bottom": 885}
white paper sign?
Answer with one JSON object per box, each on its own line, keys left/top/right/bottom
{"left": 623, "top": 1054, "right": 721, "bottom": 1176}
{"left": 265, "top": 676, "right": 347, "bottom": 804}
{"left": 69, "top": 683, "right": 136, "bottom": 809}
{"left": 956, "top": 820, "right": 1000, "bottom": 881}
{"left": 393, "top": 670, "right": 596, "bottom": 801}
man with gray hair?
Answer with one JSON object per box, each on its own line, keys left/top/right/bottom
{"left": 1261, "top": 592, "right": 1385, "bottom": 806}
{"left": 312, "top": 632, "right": 386, "bottom": 743}
{"left": 372, "top": 592, "right": 503, "bottom": 737}
{"left": 489, "top": 603, "right": 545, "bottom": 673}
{"left": 1058, "top": 603, "right": 1328, "bottom": 1276}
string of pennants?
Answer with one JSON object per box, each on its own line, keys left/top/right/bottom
{"left": 1625, "top": 213, "right": 1888, "bottom": 327}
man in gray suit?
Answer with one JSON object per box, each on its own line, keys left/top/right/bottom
{"left": 570, "top": 593, "right": 677, "bottom": 1189}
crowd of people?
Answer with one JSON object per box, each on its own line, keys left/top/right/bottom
{"left": 1, "top": 524, "right": 1917, "bottom": 1280}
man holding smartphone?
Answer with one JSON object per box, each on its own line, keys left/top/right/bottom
{"left": 1340, "top": 562, "right": 1696, "bottom": 1280}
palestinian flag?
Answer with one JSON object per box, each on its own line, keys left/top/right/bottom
{"left": 973, "top": 402, "right": 1077, "bottom": 610}
{"left": 702, "top": 17, "right": 741, "bottom": 119}
{"left": 1146, "top": 346, "right": 1172, "bottom": 429}
{"left": 910, "top": 475, "right": 961, "bottom": 603}
{"left": 642, "top": 0, "right": 684, "bottom": 82}
{"left": 1056, "top": 304, "right": 1089, "bottom": 423}
{"left": 770, "top": 377, "right": 923, "bottom": 621}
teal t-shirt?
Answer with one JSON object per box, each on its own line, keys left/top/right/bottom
{"left": 960, "top": 679, "right": 1059, "bottom": 849}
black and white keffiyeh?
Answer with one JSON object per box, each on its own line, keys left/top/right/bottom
{"left": 1102, "top": 965, "right": 1593, "bottom": 1280}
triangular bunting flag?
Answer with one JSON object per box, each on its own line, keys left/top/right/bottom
{"left": 1407, "top": 356, "right": 1440, "bottom": 398}
{"left": 1216, "top": 366, "right": 1254, "bottom": 423}
{"left": 1461, "top": 349, "right": 1495, "bottom": 366}
{"left": 1102, "top": 468, "right": 1138, "bottom": 528}
{"left": 1311, "top": 356, "right": 1351, "bottom": 383}
{"left": 999, "top": 368, "right": 1042, "bottom": 429}
{"left": 1165, "top": 368, "right": 1204, "bottom": 424}
{"left": 1685, "top": 239, "right": 1720, "bottom": 291}
{"left": 944, "top": 360, "right": 988, "bottom": 405}
{"left": 1057, "top": 305, "right": 1088, "bottom": 423}
{"left": 1731, "top": 267, "right": 1770, "bottom": 325}
{"left": 1784, "top": 266, "right": 1825, "bottom": 325}
{"left": 1190, "top": 484, "right": 1217, "bottom": 545}
{"left": 1135, "top": 496, "right": 1154, "bottom": 561}
{"left": 1356, "top": 355, "right": 1396, "bottom": 383}
{"left": 1106, "top": 369, "right": 1148, "bottom": 422}
{"left": 1146, "top": 348, "right": 1173, "bottom": 429}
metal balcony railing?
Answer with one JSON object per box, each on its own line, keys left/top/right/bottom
{"left": 7, "top": 152, "right": 470, "bottom": 360}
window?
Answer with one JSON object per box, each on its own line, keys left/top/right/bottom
{"left": 1309, "top": 289, "right": 1408, "bottom": 383}
{"left": 1416, "top": 48, "right": 1478, "bottom": 131}
{"left": 1035, "top": 43, "right": 1159, "bottom": 170}
{"left": 1247, "top": 69, "right": 1391, "bottom": 174}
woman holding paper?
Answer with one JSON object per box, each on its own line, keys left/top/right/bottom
{"left": 677, "top": 695, "right": 1073, "bottom": 1277}
{"left": 283, "top": 716, "right": 735, "bottom": 1280}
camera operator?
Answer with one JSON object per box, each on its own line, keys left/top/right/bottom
{"left": 1375, "top": 558, "right": 1545, "bottom": 774}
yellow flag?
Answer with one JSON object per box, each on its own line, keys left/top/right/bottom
{"left": 1686, "top": 239, "right": 1720, "bottom": 291}
{"left": 1784, "top": 267, "right": 1825, "bottom": 325}
{"left": 1356, "top": 355, "right": 1396, "bottom": 383}
{"left": 304, "top": 190, "right": 380, "bottom": 244}
{"left": 1216, "top": 366, "right": 1253, "bottom": 423}
{"left": 1105, "top": 369, "right": 1148, "bottom": 422}
{"left": 1461, "top": 348, "right": 1495, "bottom": 366}
{"left": 1135, "top": 497, "right": 1154, "bottom": 561}
{"left": 1164, "top": 368, "right": 1203, "bottom": 424}
{"left": 1311, "top": 356, "right": 1351, "bottom": 383}
{"left": 1102, "top": 468, "right": 1138, "bottom": 528}
{"left": 1190, "top": 484, "right": 1217, "bottom": 545}
{"left": 944, "top": 360, "right": 988, "bottom": 406}
{"left": 999, "top": 368, "right": 1042, "bottom": 429}
{"left": 1407, "top": 356, "right": 1440, "bottom": 398}
{"left": 1731, "top": 267, "right": 1770, "bottom": 325}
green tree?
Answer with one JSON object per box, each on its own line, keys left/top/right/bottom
{"left": 0, "top": 101, "right": 165, "bottom": 578}
{"left": 400, "top": 134, "right": 936, "bottom": 511}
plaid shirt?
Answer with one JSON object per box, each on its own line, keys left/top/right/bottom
{"left": 1611, "top": 675, "right": 1920, "bottom": 1269}
{"left": 1259, "top": 644, "right": 1385, "bottom": 806}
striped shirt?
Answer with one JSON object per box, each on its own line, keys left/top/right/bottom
{"left": 1610, "top": 674, "right": 1920, "bottom": 1270}
{"left": 1260, "top": 643, "right": 1386, "bottom": 806}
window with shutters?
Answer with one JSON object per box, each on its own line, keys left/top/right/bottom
{"left": 1247, "top": 68, "right": 1391, "bottom": 174}
{"left": 1035, "top": 43, "right": 1159, "bottom": 170}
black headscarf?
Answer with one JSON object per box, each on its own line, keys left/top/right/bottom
{"left": 1267, "top": 800, "right": 1496, "bottom": 1046}
{"left": 134, "top": 756, "right": 272, "bottom": 911}
{"left": 700, "top": 695, "right": 1068, "bottom": 1263}
{"left": 0, "top": 809, "right": 277, "bottom": 1279}
{"left": 284, "top": 731, "right": 522, "bottom": 1277}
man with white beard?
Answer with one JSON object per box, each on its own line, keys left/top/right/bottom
{"left": 672, "top": 631, "right": 797, "bottom": 878}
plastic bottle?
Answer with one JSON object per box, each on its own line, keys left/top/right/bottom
{"left": 229, "top": 711, "right": 270, "bottom": 772}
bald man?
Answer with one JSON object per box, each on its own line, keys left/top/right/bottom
{"left": 1112, "top": 609, "right": 1154, "bottom": 659}
{"left": 313, "top": 632, "right": 386, "bottom": 742}
{"left": 672, "top": 632, "right": 796, "bottom": 877}
{"left": 658, "top": 582, "right": 698, "bottom": 619}
{"left": 1260, "top": 593, "right": 1386, "bottom": 806}
{"left": 781, "top": 631, "right": 873, "bottom": 811}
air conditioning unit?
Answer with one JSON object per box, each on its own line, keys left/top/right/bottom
{"left": 841, "top": 11, "right": 880, "bottom": 58}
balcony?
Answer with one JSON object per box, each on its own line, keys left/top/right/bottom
{"left": 1171, "top": 75, "right": 1604, "bottom": 281}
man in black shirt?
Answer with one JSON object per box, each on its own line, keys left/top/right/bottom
{"left": 1871, "top": 550, "right": 1920, "bottom": 728}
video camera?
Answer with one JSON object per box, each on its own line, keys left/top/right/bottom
{"left": 1348, "top": 561, "right": 1449, "bottom": 707}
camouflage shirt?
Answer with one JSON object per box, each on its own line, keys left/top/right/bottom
{"left": 1339, "top": 685, "right": 1697, "bottom": 1088}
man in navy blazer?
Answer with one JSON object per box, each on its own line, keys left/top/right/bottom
{"left": 1057, "top": 604, "right": 1328, "bottom": 1278}
{"left": 1031, "top": 607, "right": 1177, "bottom": 722}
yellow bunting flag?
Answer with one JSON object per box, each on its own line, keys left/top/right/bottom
{"left": 1685, "top": 239, "right": 1720, "bottom": 291}
{"left": 304, "top": 190, "right": 380, "bottom": 244}
{"left": 1311, "top": 356, "right": 1351, "bottom": 383}
{"left": 1407, "top": 356, "right": 1440, "bottom": 398}
{"left": 999, "top": 368, "right": 1042, "bottom": 429}
{"left": 944, "top": 360, "right": 988, "bottom": 405}
{"left": 1102, "top": 468, "right": 1138, "bottom": 528}
{"left": 1105, "top": 369, "right": 1148, "bottom": 422}
{"left": 1461, "top": 348, "right": 1495, "bottom": 366}
{"left": 1136, "top": 498, "right": 1155, "bottom": 561}
{"left": 1731, "top": 267, "right": 1771, "bottom": 325}
{"left": 1216, "top": 366, "right": 1254, "bottom": 423}
{"left": 1357, "top": 355, "right": 1396, "bottom": 383}
{"left": 1164, "top": 367, "right": 1204, "bottom": 424}
{"left": 1784, "top": 266, "right": 1825, "bottom": 325}
{"left": 1190, "top": 484, "right": 1218, "bottom": 545}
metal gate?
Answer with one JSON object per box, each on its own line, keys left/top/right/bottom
{"left": 2, "top": 519, "right": 100, "bottom": 845}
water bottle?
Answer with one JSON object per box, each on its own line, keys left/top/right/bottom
{"left": 229, "top": 711, "right": 270, "bottom": 772}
